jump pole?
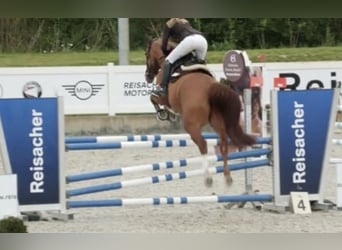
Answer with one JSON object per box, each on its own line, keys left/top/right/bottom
{"left": 67, "top": 194, "right": 274, "bottom": 208}
{"left": 66, "top": 148, "right": 271, "bottom": 183}
{"left": 66, "top": 159, "right": 270, "bottom": 197}
{"left": 65, "top": 137, "right": 271, "bottom": 151}
{"left": 63, "top": 121, "right": 342, "bottom": 144}
{"left": 65, "top": 132, "right": 219, "bottom": 144}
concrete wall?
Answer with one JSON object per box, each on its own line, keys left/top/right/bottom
{"left": 64, "top": 110, "right": 342, "bottom": 136}
{"left": 64, "top": 114, "right": 186, "bottom": 136}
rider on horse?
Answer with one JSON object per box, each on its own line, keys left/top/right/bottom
{"left": 151, "top": 18, "right": 208, "bottom": 98}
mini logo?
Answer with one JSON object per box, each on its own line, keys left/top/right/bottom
{"left": 62, "top": 80, "right": 104, "bottom": 100}
{"left": 22, "top": 81, "right": 42, "bottom": 98}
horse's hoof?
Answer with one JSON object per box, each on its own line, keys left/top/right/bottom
{"left": 168, "top": 113, "right": 178, "bottom": 123}
{"left": 205, "top": 176, "right": 213, "bottom": 187}
{"left": 225, "top": 176, "right": 233, "bottom": 186}
{"left": 156, "top": 110, "right": 169, "bottom": 121}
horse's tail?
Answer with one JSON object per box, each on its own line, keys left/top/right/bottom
{"left": 208, "top": 83, "right": 257, "bottom": 147}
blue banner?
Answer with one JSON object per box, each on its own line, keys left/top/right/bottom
{"left": 0, "top": 98, "right": 60, "bottom": 205}
{"left": 277, "top": 89, "right": 333, "bottom": 195}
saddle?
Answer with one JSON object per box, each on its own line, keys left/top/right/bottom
{"left": 168, "top": 53, "right": 213, "bottom": 83}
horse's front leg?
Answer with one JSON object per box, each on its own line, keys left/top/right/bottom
{"left": 201, "top": 152, "right": 213, "bottom": 187}
{"left": 150, "top": 95, "right": 168, "bottom": 121}
{"left": 150, "top": 95, "right": 162, "bottom": 112}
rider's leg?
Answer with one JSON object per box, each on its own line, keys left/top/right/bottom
{"left": 169, "top": 34, "right": 208, "bottom": 62}
{"left": 166, "top": 38, "right": 194, "bottom": 62}
{"left": 151, "top": 60, "right": 172, "bottom": 97}
{"left": 152, "top": 35, "right": 207, "bottom": 98}
{"left": 152, "top": 36, "right": 195, "bottom": 97}
{"left": 191, "top": 34, "right": 208, "bottom": 62}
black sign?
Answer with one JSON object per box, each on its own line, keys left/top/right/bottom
{"left": 223, "top": 50, "right": 246, "bottom": 83}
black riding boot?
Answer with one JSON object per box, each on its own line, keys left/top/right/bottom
{"left": 152, "top": 61, "right": 172, "bottom": 97}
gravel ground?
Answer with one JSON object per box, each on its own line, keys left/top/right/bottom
{"left": 19, "top": 129, "right": 342, "bottom": 233}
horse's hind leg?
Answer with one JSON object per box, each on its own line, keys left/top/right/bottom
{"left": 210, "top": 114, "right": 233, "bottom": 186}
{"left": 220, "top": 135, "right": 233, "bottom": 186}
{"left": 183, "top": 121, "right": 213, "bottom": 187}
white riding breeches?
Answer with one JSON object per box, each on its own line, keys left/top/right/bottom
{"left": 166, "top": 34, "right": 208, "bottom": 64}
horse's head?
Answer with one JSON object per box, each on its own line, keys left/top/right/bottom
{"left": 144, "top": 38, "right": 165, "bottom": 83}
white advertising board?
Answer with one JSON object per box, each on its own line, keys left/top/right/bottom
{"left": 207, "top": 63, "right": 226, "bottom": 81}
{"left": 0, "top": 174, "right": 20, "bottom": 219}
{"left": 261, "top": 61, "right": 342, "bottom": 106}
{"left": 0, "top": 66, "right": 109, "bottom": 115}
{"left": 0, "top": 61, "right": 341, "bottom": 116}
{"left": 109, "top": 65, "right": 155, "bottom": 115}
{"left": 108, "top": 64, "right": 225, "bottom": 115}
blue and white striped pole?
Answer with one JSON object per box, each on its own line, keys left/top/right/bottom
{"left": 67, "top": 194, "right": 273, "bottom": 208}
{"left": 335, "top": 122, "right": 342, "bottom": 129}
{"left": 66, "top": 159, "right": 270, "bottom": 197}
{"left": 65, "top": 139, "right": 219, "bottom": 151}
{"left": 65, "top": 132, "right": 219, "bottom": 144}
{"left": 66, "top": 148, "right": 271, "bottom": 183}
{"left": 65, "top": 137, "right": 271, "bottom": 151}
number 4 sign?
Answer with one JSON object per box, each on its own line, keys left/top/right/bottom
{"left": 289, "top": 192, "right": 312, "bottom": 214}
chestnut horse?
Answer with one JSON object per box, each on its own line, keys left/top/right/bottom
{"left": 144, "top": 38, "right": 256, "bottom": 186}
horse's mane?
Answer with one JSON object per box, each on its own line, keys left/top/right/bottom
{"left": 147, "top": 37, "right": 176, "bottom": 57}
{"left": 145, "top": 38, "right": 158, "bottom": 55}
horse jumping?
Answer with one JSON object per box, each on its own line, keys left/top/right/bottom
{"left": 144, "top": 38, "right": 256, "bottom": 186}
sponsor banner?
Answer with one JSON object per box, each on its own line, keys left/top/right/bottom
{"left": 0, "top": 98, "right": 60, "bottom": 207}
{"left": 0, "top": 62, "right": 340, "bottom": 115}
{"left": 272, "top": 89, "right": 338, "bottom": 205}
{"left": 262, "top": 61, "right": 342, "bottom": 106}
{"left": 0, "top": 64, "right": 225, "bottom": 116}
{"left": 109, "top": 65, "right": 155, "bottom": 114}
{"left": 109, "top": 64, "right": 225, "bottom": 115}
{"left": 0, "top": 66, "right": 109, "bottom": 115}
{"left": 59, "top": 75, "right": 108, "bottom": 114}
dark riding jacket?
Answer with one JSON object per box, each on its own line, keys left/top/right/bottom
{"left": 161, "top": 18, "right": 203, "bottom": 55}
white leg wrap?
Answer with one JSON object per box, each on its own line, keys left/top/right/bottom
{"left": 202, "top": 154, "right": 209, "bottom": 175}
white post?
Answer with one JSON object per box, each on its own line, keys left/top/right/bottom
{"left": 0, "top": 174, "right": 20, "bottom": 219}
{"left": 107, "top": 62, "right": 116, "bottom": 116}
{"left": 243, "top": 88, "right": 253, "bottom": 193}
{"left": 0, "top": 116, "right": 11, "bottom": 174}
{"left": 337, "top": 163, "right": 342, "bottom": 210}
{"left": 118, "top": 18, "right": 129, "bottom": 65}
